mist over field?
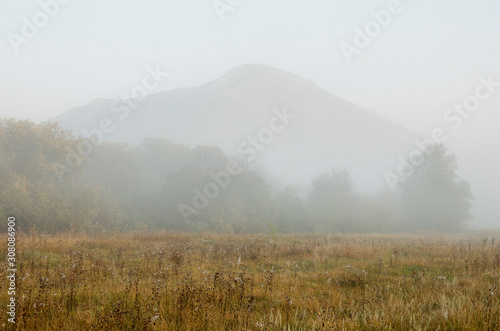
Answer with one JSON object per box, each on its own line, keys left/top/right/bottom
{"left": 2, "top": 1, "right": 500, "bottom": 329}
{"left": 2, "top": 1, "right": 499, "bottom": 233}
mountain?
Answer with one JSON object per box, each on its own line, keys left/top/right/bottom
{"left": 53, "top": 64, "right": 418, "bottom": 192}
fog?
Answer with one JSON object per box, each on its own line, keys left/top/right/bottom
{"left": 1, "top": 0, "right": 499, "bottom": 231}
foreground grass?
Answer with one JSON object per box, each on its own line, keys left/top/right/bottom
{"left": 1, "top": 232, "right": 499, "bottom": 330}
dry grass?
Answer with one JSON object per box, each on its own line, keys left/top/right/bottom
{"left": 1, "top": 231, "right": 499, "bottom": 330}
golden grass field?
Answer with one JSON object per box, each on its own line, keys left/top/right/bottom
{"left": 1, "top": 232, "right": 499, "bottom": 330}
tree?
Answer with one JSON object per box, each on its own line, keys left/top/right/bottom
{"left": 0, "top": 118, "right": 75, "bottom": 184}
{"left": 307, "top": 169, "right": 358, "bottom": 232}
{"left": 272, "top": 186, "right": 310, "bottom": 233}
{"left": 399, "top": 144, "right": 473, "bottom": 231}
{"left": 0, "top": 119, "right": 123, "bottom": 233}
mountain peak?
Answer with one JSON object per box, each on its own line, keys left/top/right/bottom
{"left": 53, "top": 64, "right": 417, "bottom": 190}
{"left": 214, "top": 64, "right": 315, "bottom": 96}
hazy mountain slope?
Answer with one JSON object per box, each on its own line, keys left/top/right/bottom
{"left": 53, "top": 64, "right": 419, "bottom": 191}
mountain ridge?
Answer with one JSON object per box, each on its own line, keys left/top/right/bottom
{"left": 52, "top": 64, "right": 419, "bottom": 191}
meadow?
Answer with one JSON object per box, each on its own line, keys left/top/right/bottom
{"left": 1, "top": 232, "right": 499, "bottom": 330}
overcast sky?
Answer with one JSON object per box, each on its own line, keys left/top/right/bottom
{"left": 1, "top": 0, "right": 499, "bottom": 227}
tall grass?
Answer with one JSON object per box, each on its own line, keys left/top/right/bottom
{"left": 1, "top": 231, "right": 499, "bottom": 330}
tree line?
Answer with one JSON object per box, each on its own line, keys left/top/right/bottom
{"left": 0, "top": 118, "right": 473, "bottom": 234}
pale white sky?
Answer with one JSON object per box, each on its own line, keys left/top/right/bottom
{"left": 1, "top": 0, "right": 499, "bottom": 227}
